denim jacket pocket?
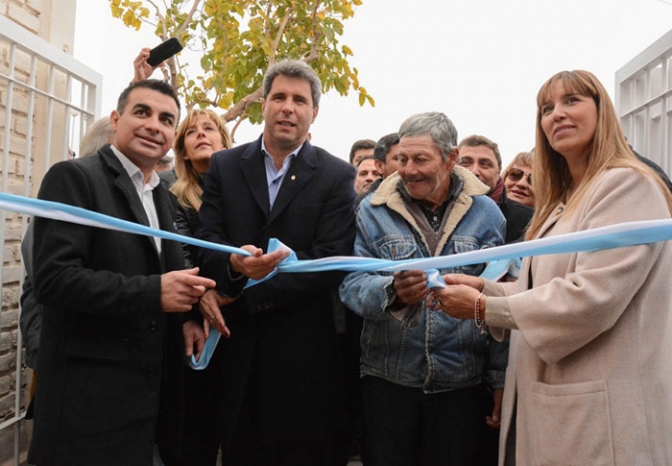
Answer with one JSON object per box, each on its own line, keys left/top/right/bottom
{"left": 448, "top": 236, "right": 484, "bottom": 276}
{"left": 374, "top": 235, "right": 418, "bottom": 261}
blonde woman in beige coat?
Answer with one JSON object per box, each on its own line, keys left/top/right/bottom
{"left": 432, "top": 70, "right": 672, "bottom": 465}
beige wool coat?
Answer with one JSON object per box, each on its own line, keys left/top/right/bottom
{"left": 485, "top": 167, "right": 672, "bottom": 465}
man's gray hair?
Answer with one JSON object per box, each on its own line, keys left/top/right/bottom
{"left": 263, "top": 60, "right": 322, "bottom": 107}
{"left": 398, "top": 112, "right": 458, "bottom": 160}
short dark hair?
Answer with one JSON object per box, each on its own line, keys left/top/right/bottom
{"left": 373, "top": 133, "right": 400, "bottom": 164}
{"left": 349, "top": 139, "right": 377, "bottom": 163}
{"left": 356, "top": 154, "right": 376, "bottom": 169}
{"left": 263, "top": 60, "right": 322, "bottom": 107}
{"left": 116, "top": 79, "right": 181, "bottom": 122}
{"left": 458, "top": 134, "right": 502, "bottom": 167}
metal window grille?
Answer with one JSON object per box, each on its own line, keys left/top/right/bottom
{"left": 0, "top": 14, "right": 101, "bottom": 465}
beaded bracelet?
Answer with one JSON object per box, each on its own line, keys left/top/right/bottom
{"left": 474, "top": 292, "right": 487, "bottom": 335}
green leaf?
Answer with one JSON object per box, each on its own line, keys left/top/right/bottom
{"left": 106, "top": 0, "right": 373, "bottom": 122}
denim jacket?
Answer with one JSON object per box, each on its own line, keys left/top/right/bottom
{"left": 339, "top": 166, "right": 507, "bottom": 393}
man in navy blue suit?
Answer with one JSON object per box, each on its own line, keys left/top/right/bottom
{"left": 196, "top": 60, "right": 356, "bottom": 465}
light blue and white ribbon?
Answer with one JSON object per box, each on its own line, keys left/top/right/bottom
{"left": 0, "top": 192, "right": 251, "bottom": 257}
{"left": 3, "top": 191, "right": 672, "bottom": 369}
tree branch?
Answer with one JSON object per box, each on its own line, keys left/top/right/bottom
{"left": 268, "top": 6, "right": 294, "bottom": 62}
{"left": 176, "top": 0, "right": 202, "bottom": 38}
{"left": 229, "top": 114, "right": 248, "bottom": 142}
{"left": 274, "top": 9, "right": 294, "bottom": 50}
{"left": 221, "top": 87, "right": 264, "bottom": 122}
{"left": 263, "top": 2, "right": 273, "bottom": 44}
{"left": 145, "top": 0, "right": 168, "bottom": 39}
{"left": 306, "top": 0, "right": 322, "bottom": 61}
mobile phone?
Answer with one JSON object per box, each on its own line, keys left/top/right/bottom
{"left": 147, "top": 38, "right": 183, "bottom": 67}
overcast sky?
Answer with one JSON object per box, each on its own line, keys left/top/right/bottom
{"left": 74, "top": 0, "right": 672, "bottom": 166}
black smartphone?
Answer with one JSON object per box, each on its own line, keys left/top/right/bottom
{"left": 147, "top": 38, "right": 183, "bottom": 67}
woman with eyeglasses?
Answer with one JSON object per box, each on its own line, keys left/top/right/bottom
{"left": 431, "top": 70, "right": 672, "bottom": 464}
{"left": 502, "top": 151, "right": 534, "bottom": 208}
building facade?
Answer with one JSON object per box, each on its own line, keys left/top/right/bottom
{"left": 616, "top": 29, "right": 672, "bottom": 175}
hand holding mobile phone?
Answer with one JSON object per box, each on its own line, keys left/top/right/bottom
{"left": 147, "top": 38, "right": 183, "bottom": 67}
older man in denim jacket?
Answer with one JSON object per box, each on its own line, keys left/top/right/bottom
{"left": 340, "top": 112, "right": 506, "bottom": 466}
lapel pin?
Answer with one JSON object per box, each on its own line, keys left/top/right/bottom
{"left": 291, "top": 175, "right": 296, "bottom": 180}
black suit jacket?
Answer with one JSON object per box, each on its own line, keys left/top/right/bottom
{"left": 28, "top": 145, "right": 186, "bottom": 466}
{"left": 196, "top": 137, "right": 356, "bottom": 445}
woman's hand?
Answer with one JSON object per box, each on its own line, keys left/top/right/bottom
{"left": 443, "top": 273, "right": 484, "bottom": 291}
{"left": 427, "top": 273, "right": 486, "bottom": 319}
{"left": 429, "top": 282, "right": 484, "bottom": 320}
{"left": 183, "top": 320, "right": 206, "bottom": 361}
{"left": 199, "top": 289, "right": 237, "bottom": 338}
{"left": 430, "top": 273, "right": 486, "bottom": 320}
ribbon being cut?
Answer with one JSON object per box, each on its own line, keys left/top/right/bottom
{"left": 3, "top": 191, "right": 672, "bottom": 369}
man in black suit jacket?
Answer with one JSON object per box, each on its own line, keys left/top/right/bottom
{"left": 196, "top": 60, "right": 356, "bottom": 465}
{"left": 457, "top": 134, "right": 533, "bottom": 242}
{"left": 28, "top": 79, "right": 215, "bottom": 466}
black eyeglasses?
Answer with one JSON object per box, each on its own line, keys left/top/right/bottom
{"left": 506, "top": 168, "right": 532, "bottom": 185}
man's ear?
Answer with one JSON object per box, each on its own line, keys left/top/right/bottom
{"left": 108, "top": 111, "right": 121, "bottom": 145}
{"left": 445, "top": 147, "right": 460, "bottom": 171}
{"left": 374, "top": 159, "right": 384, "bottom": 173}
{"left": 110, "top": 110, "right": 120, "bottom": 130}
{"left": 449, "top": 147, "right": 459, "bottom": 163}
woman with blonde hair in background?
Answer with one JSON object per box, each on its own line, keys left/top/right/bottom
{"left": 173, "top": 108, "right": 236, "bottom": 466}
{"left": 172, "top": 109, "right": 232, "bottom": 216}
{"left": 502, "top": 150, "right": 534, "bottom": 208}
{"left": 432, "top": 70, "right": 672, "bottom": 465}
